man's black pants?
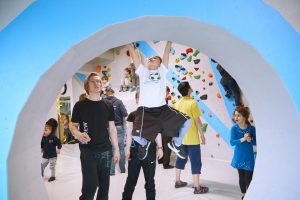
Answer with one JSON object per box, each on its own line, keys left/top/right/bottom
{"left": 122, "top": 141, "right": 156, "bottom": 200}
{"left": 79, "top": 148, "right": 112, "bottom": 200}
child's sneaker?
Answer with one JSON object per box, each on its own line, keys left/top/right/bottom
{"left": 175, "top": 180, "right": 187, "bottom": 188}
{"left": 48, "top": 177, "right": 56, "bottom": 182}
{"left": 194, "top": 186, "right": 209, "bottom": 194}
{"left": 137, "top": 141, "right": 151, "bottom": 160}
{"left": 167, "top": 141, "right": 187, "bottom": 159}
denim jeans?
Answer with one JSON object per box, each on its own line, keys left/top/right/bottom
{"left": 111, "top": 126, "right": 126, "bottom": 174}
{"left": 79, "top": 148, "right": 112, "bottom": 200}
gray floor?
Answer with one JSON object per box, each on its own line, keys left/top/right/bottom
{"left": 44, "top": 144, "right": 241, "bottom": 200}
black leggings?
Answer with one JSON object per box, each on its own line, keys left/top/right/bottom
{"left": 238, "top": 169, "right": 253, "bottom": 193}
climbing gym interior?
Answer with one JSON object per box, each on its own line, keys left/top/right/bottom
{"left": 1, "top": 1, "right": 300, "bottom": 200}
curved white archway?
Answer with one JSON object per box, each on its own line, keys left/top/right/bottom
{"left": 8, "top": 16, "right": 300, "bottom": 200}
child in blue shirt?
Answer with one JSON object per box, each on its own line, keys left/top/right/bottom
{"left": 41, "top": 118, "right": 62, "bottom": 182}
{"left": 230, "top": 107, "right": 256, "bottom": 199}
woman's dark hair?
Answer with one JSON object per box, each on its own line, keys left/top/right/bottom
{"left": 234, "top": 106, "right": 250, "bottom": 124}
{"left": 177, "top": 81, "right": 190, "bottom": 96}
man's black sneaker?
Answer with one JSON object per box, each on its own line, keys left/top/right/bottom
{"left": 163, "top": 164, "right": 174, "bottom": 169}
{"left": 167, "top": 141, "right": 187, "bottom": 159}
{"left": 175, "top": 180, "right": 188, "bottom": 188}
{"left": 48, "top": 177, "right": 56, "bottom": 182}
{"left": 137, "top": 141, "right": 151, "bottom": 160}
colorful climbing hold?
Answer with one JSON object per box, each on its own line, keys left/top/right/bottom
{"left": 95, "top": 65, "right": 101, "bottom": 73}
{"left": 170, "top": 47, "right": 175, "bottom": 55}
{"left": 194, "top": 75, "right": 201, "bottom": 79}
{"left": 208, "top": 73, "right": 213, "bottom": 78}
{"left": 126, "top": 50, "right": 130, "bottom": 56}
{"left": 202, "top": 79, "right": 205, "bottom": 82}
{"left": 209, "top": 82, "right": 213, "bottom": 86}
{"left": 194, "top": 67, "right": 199, "bottom": 71}
{"left": 171, "top": 99, "right": 177, "bottom": 104}
{"left": 180, "top": 53, "right": 187, "bottom": 60}
{"left": 201, "top": 123, "right": 208, "bottom": 133}
{"left": 200, "top": 94, "right": 207, "bottom": 100}
{"left": 193, "top": 59, "right": 200, "bottom": 64}
{"left": 175, "top": 58, "right": 180, "bottom": 63}
{"left": 186, "top": 48, "right": 193, "bottom": 54}
{"left": 175, "top": 65, "right": 182, "bottom": 72}
{"left": 181, "top": 68, "right": 188, "bottom": 75}
{"left": 216, "top": 134, "right": 220, "bottom": 138}
{"left": 201, "top": 109, "right": 205, "bottom": 114}
{"left": 171, "top": 92, "right": 176, "bottom": 97}
{"left": 217, "top": 93, "right": 221, "bottom": 99}
{"left": 188, "top": 71, "right": 193, "bottom": 77}
{"left": 193, "top": 49, "right": 200, "bottom": 57}
{"left": 195, "top": 91, "right": 200, "bottom": 95}
{"left": 203, "top": 87, "right": 206, "bottom": 90}
{"left": 115, "top": 49, "right": 120, "bottom": 55}
{"left": 182, "top": 76, "right": 186, "bottom": 80}
{"left": 187, "top": 55, "right": 192, "bottom": 62}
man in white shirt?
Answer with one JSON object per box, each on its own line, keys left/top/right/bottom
{"left": 128, "top": 42, "right": 191, "bottom": 159}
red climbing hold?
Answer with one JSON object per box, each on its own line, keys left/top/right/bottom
{"left": 126, "top": 50, "right": 130, "bottom": 56}
{"left": 186, "top": 48, "right": 193, "bottom": 54}
{"left": 182, "top": 76, "right": 186, "bottom": 80}
{"left": 194, "top": 67, "right": 199, "bottom": 71}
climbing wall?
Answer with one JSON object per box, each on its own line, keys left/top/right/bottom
{"left": 148, "top": 41, "right": 237, "bottom": 161}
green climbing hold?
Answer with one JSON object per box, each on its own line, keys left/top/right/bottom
{"left": 187, "top": 55, "right": 192, "bottom": 62}
{"left": 201, "top": 123, "right": 208, "bottom": 133}
{"left": 193, "top": 49, "right": 200, "bottom": 57}
{"left": 194, "top": 75, "right": 201, "bottom": 79}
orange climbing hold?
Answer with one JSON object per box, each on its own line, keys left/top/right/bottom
{"left": 208, "top": 73, "right": 213, "bottom": 78}
{"left": 217, "top": 93, "right": 221, "bottom": 99}
{"left": 95, "top": 65, "right": 101, "bottom": 73}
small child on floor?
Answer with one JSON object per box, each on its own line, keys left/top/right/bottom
{"left": 120, "top": 67, "right": 133, "bottom": 92}
{"left": 41, "top": 118, "right": 62, "bottom": 182}
{"left": 100, "top": 75, "right": 112, "bottom": 97}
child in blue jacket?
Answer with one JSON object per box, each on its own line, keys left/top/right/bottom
{"left": 41, "top": 118, "right": 62, "bottom": 182}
